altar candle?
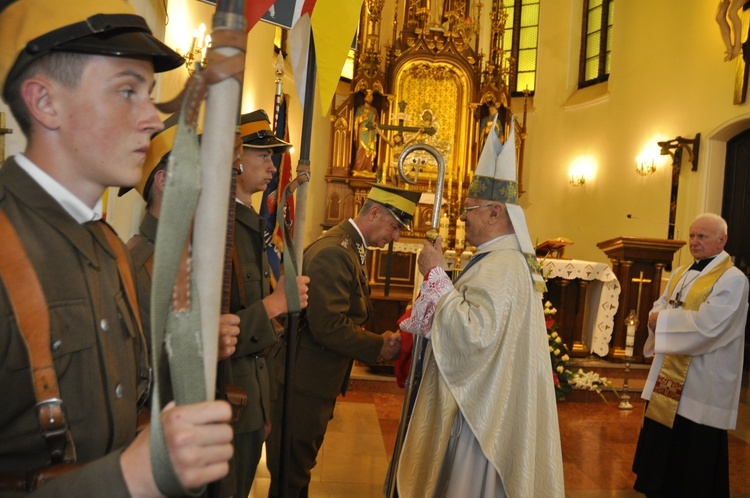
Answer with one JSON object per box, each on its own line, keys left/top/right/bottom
{"left": 625, "top": 312, "right": 637, "bottom": 358}
{"left": 439, "top": 212, "right": 450, "bottom": 249}
{"left": 455, "top": 218, "right": 466, "bottom": 249}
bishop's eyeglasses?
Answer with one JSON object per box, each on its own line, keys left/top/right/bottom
{"left": 460, "top": 203, "right": 497, "bottom": 216}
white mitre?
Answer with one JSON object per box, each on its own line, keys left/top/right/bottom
{"left": 467, "top": 115, "right": 545, "bottom": 293}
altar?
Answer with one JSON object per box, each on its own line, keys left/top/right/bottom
{"left": 540, "top": 258, "right": 621, "bottom": 357}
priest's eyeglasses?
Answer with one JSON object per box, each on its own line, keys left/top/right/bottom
{"left": 461, "top": 203, "right": 496, "bottom": 216}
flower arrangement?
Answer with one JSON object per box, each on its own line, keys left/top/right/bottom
{"left": 544, "top": 301, "right": 619, "bottom": 403}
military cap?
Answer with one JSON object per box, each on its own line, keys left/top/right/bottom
{"left": 367, "top": 183, "right": 422, "bottom": 231}
{"left": 0, "top": 0, "right": 184, "bottom": 101}
{"left": 118, "top": 114, "right": 178, "bottom": 199}
{"left": 238, "top": 110, "right": 291, "bottom": 154}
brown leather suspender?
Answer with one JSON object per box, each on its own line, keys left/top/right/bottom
{"left": 0, "top": 210, "right": 76, "bottom": 464}
{"left": 0, "top": 212, "right": 146, "bottom": 465}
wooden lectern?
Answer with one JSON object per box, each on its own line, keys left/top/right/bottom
{"left": 596, "top": 236, "right": 685, "bottom": 363}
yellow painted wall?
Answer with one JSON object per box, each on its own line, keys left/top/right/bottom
{"left": 522, "top": 0, "right": 750, "bottom": 268}
{"left": 3, "top": 0, "right": 750, "bottom": 271}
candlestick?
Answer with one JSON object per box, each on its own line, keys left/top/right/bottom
{"left": 619, "top": 309, "right": 638, "bottom": 410}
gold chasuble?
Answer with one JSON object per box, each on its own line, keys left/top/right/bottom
{"left": 645, "top": 257, "right": 735, "bottom": 428}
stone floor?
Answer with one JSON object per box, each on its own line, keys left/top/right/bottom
{"left": 248, "top": 365, "right": 750, "bottom": 498}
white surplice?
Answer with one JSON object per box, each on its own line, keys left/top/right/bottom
{"left": 397, "top": 235, "right": 565, "bottom": 498}
{"left": 643, "top": 250, "right": 749, "bottom": 430}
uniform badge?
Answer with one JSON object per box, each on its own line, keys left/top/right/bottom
{"left": 355, "top": 242, "right": 367, "bottom": 266}
{"left": 340, "top": 239, "right": 349, "bottom": 249}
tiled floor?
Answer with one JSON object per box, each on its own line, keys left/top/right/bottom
{"left": 249, "top": 368, "right": 750, "bottom": 498}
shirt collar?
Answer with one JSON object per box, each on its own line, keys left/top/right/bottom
{"left": 14, "top": 153, "right": 102, "bottom": 224}
{"left": 348, "top": 218, "right": 367, "bottom": 246}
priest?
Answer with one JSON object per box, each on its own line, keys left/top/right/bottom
{"left": 397, "top": 118, "right": 565, "bottom": 497}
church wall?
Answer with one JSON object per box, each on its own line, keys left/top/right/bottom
{"left": 3, "top": 0, "right": 748, "bottom": 271}
{"left": 522, "top": 0, "right": 750, "bottom": 269}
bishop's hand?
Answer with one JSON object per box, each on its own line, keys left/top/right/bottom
{"left": 418, "top": 235, "right": 445, "bottom": 275}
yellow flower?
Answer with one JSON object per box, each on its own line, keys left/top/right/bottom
{"left": 555, "top": 337, "right": 562, "bottom": 344}
{"left": 554, "top": 349, "right": 561, "bottom": 356}
{"left": 562, "top": 354, "right": 569, "bottom": 362}
{"left": 556, "top": 365, "right": 564, "bottom": 373}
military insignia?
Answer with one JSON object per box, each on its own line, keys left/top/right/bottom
{"left": 340, "top": 239, "right": 349, "bottom": 249}
{"left": 355, "top": 242, "right": 367, "bottom": 266}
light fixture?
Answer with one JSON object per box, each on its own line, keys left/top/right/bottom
{"left": 657, "top": 133, "right": 701, "bottom": 171}
{"left": 180, "top": 23, "right": 211, "bottom": 75}
{"left": 569, "top": 172, "right": 585, "bottom": 186}
{"left": 635, "top": 155, "right": 656, "bottom": 176}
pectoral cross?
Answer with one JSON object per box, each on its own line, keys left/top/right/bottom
{"left": 668, "top": 293, "right": 684, "bottom": 309}
{"left": 0, "top": 112, "right": 13, "bottom": 163}
{"left": 631, "top": 271, "right": 652, "bottom": 316}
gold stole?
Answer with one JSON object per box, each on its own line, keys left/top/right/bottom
{"left": 645, "top": 256, "right": 735, "bottom": 428}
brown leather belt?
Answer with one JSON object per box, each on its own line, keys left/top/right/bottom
{"left": 0, "top": 463, "right": 82, "bottom": 493}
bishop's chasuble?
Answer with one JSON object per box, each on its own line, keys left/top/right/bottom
{"left": 397, "top": 235, "right": 565, "bottom": 497}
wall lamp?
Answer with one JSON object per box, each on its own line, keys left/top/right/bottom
{"left": 635, "top": 155, "right": 656, "bottom": 176}
{"left": 180, "top": 23, "right": 211, "bottom": 75}
{"left": 569, "top": 171, "right": 586, "bottom": 186}
{"left": 657, "top": 133, "right": 701, "bottom": 171}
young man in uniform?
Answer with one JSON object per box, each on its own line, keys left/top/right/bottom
{"left": 230, "top": 109, "right": 310, "bottom": 498}
{"left": 0, "top": 1, "right": 234, "bottom": 495}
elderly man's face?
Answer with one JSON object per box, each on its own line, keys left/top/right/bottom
{"left": 688, "top": 218, "right": 727, "bottom": 260}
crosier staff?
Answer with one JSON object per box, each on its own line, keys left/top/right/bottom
{"left": 384, "top": 143, "right": 446, "bottom": 498}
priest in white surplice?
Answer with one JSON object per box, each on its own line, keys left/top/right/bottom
{"left": 397, "top": 119, "right": 565, "bottom": 498}
{"left": 633, "top": 213, "right": 749, "bottom": 497}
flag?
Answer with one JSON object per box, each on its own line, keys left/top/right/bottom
{"left": 245, "top": 0, "right": 277, "bottom": 32}
{"left": 260, "top": 94, "right": 294, "bottom": 288}
{"left": 261, "top": 0, "right": 361, "bottom": 115}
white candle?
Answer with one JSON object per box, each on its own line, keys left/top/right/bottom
{"left": 625, "top": 323, "right": 636, "bottom": 357}
{"left": 439, "top": 212, "right": 449, "bottom": 248}
{"left": 455, "top": 218, "right": 466, "bottom": 248}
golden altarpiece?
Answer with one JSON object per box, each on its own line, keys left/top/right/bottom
{"left": 320, "top": 0, "right": 527, "bottom": 330}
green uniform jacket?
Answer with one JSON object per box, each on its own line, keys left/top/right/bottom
{"left": 0, "top": 158, "right": 148, "bottom": 497}
{"left": 229, "top": 202, "right": 276, "bottom": 433}
{"left": 293, "top": 221, "right": 383, "bottom": 401}
{"left": 126, "top": 211, "right": 157, "bottom": 345}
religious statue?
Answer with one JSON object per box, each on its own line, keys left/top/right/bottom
{"left": 716, "top": 0, "right": 748, "bottom": 61}
{"left": 479, "top": 102, "right": 503, "bottom": 151}
{"left": 352, "top": 90, "right": 379, "bottom": 176}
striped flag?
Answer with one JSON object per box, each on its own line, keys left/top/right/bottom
{"left": 260, "top": 94, "right": 294, "bottom": 288}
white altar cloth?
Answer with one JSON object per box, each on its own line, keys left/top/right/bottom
{"left": 540, "top": 259, "right": 620, "bottom": 356}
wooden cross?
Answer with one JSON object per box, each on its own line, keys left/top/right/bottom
{"left": 631, "top": 271, "right": 652, "bottom": 316}
{"left": 0, "top": 112, "right": 13, "bottom": 163}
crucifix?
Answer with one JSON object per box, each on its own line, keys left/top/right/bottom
{"left": 0, "top": 112, "right": 13, "bottom": 163}
{"left": 371, "top": 101, "right": 436, "bottom": 182}
{"left": 372, "top": 101, "right": 436, "bottom": 148}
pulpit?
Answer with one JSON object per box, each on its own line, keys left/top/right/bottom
{"left": 596, "top": 236, "right": 685, "bottom": 363}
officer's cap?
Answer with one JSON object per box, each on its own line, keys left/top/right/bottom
{"left": 238, "top": 110, "right": 291, "bottom": 155}
{"left": 0, "top": 0, "right": 184, "bottom": 102}
{"left": 366, "top": 183, "right": 421, "bottom": 231}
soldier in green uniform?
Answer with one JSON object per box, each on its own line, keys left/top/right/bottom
{"left": 120, "top": 117, "right": 240, "bottom": 359}
{"left": 230, "top": 110, "right": 310, "bottom": 498}
{"left": 267, "top": 184, "right": 421, "bottom": 497}
{"left": 0, "top": 0, "right": 234, "bottom": 495}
